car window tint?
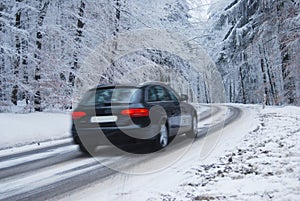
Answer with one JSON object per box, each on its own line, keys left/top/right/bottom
{"left": 154, "top": 86, "right": 172, "bottom": 101}
{"left": 80, "top": 88, "right": 139, "bottom": 105}
{"left": 111, "top": 88, "right": 138, "bottom": 103}
{"left": 147, "top": 87, "right": 157, "bottom": 102}
{"left": 167, "top": 89, "right": 179, "bottom": 102}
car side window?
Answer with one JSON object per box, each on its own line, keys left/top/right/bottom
{"left": 154, "top": 86, "right": 172, "bottom": 101}
{"left": 166, "top": 89, "right": 179, "bottom": 103}
{"left": 147, "top": 87, "right": 157, "bottom": 102}
{"left": 147, "top": 85, "right": 178, "bottom": 102}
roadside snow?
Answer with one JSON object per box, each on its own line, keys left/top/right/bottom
{"left": 158, "top": 105, "right": 300, "bottom": 201}
{"left": 57, "top": 105, "right": 300, "bottom": 201}
{"left": 0, "top": 112, "right": 71, "bottom": 150}
{"left": 1, "top": 105, "right": 299, "bottom": 201}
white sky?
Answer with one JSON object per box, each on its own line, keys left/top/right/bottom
{"left": 187, "top": 0, "right": 212, "bottom": 22}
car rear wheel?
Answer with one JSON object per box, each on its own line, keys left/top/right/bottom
{"left": 79, "top": 144, "right": 95, "bottom": 155}
{"left": 155, "top": 123, "right": 169, "bottom": 150}
{"left": 186, "top": 114, "right": 198, "bottom": 138}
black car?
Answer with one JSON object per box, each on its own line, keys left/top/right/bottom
{"left": 71, "top": 82, "right": 198, "bottom": 154}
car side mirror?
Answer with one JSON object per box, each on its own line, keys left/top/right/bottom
{"left": 180, "top": 94, "right": 188, "bottom": 101}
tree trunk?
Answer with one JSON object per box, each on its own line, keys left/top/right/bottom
{"left": 239, "top": 65, "right": 246, "bottom": 104}
{"left": 34, "top": 1, "right": 50, "bottom": 111}
{"left": 69, "top": 0, "right": 85, "bottom": 87}
{"left": 109, "top": 0, "right": 121, "bottom": 84}
{"left": 259, "top": 45, "right": 269, "bottom": 105}
{"left": 11, "top": 1, "right": 22, "bottom": 105}
{"left": 67, "top": 1, "right": 85, "bottom": 109}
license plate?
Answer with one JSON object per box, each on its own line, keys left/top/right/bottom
{"left": 90, "top": 116, "right": 118, "bottom": 123}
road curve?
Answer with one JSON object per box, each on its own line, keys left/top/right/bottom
{"left": 0, "top": 105, "right": 242, "bottom": 201}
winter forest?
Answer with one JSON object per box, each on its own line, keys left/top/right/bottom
{"left": 0, "top": 0, "right": 299, "bottom": 112}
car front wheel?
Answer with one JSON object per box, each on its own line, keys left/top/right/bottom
{"left": 186, "top": 114, "right": 198, "bottom": 138}
{"left": 155, "top": 123, "right": 169, "bottom": 150}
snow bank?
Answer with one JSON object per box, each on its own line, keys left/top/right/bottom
{"left": 158, "top": 105, "right": 300, "bottom": 200}
{"left": 0, "top": 112, "right": 71, "bottom": 149}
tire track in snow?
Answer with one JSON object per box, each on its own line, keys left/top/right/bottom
{"left": 0, "top": 105, "right": 240, "bottom": 201}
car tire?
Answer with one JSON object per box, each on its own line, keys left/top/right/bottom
{"left": 155, "top": 123, "right": 169, "bottom": 150}
{"left": 186, "top": 113, "right": 198, "bottom": 138}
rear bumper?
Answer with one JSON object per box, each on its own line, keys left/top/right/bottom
{"left": 72, "top": 124, "right": 160, "bottom": 146}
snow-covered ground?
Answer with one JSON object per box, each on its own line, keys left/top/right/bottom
{"left": 0, "top": 111, "right": 71, "bottom": 150}
{"left": 0, "top": 104, "right": 299, "bottom": 200}
{"left": 57, "top": 104, "right": 300, "bottom": 201}
{"left": 155, "top": 105, "right": 300, "bottom": 201}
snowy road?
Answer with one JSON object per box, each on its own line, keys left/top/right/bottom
{"left": 0, "top": 105, "right": 242, "bottom": 201}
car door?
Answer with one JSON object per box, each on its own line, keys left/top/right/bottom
{"left": 146, "top": 85, "right": 181, "bottom": 136}
{"left": 164, "top": 87, "right": 192, "bottom": 133}
{"left": 178, "top": 101, "right": 193, "bottom": 133}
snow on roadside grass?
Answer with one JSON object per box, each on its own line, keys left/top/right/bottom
{"left": 0, "top": 112, "right": 71, "bottom": 150}
{"left": 158, "top": 106, "right": 300, "bottom": 201}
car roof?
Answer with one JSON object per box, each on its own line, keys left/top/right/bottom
{"left": 90, "top": 84, "right": 139, "bottom": 90}
{"left": 138, "top": 81, "right": 170, "bottom": 87}
{"left": 91, "top": 81, "right": 170, "bottom": 90}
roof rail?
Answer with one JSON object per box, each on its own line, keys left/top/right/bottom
{"left": 139, "top": 81, "right": 170, "bottom": 86}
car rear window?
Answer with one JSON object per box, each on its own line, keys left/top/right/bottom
{"left": 79, "top": 87, "right": 140, "bottom": 106}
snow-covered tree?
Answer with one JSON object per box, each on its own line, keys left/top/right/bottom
{"left": 1, "top": 0, "right": 298, "bottom": 112}
{"left": 0, "top": 0, "right": 201, "bottom": 112}
{"left": 199, "top": 0, "right": 300, "bottom": 105}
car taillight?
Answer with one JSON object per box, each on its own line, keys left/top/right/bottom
{"left": 72, "top": 111, "right": 86, "bottom": 120}
{"left": 121, "top": 108, "right": 149, "bottom": 117}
